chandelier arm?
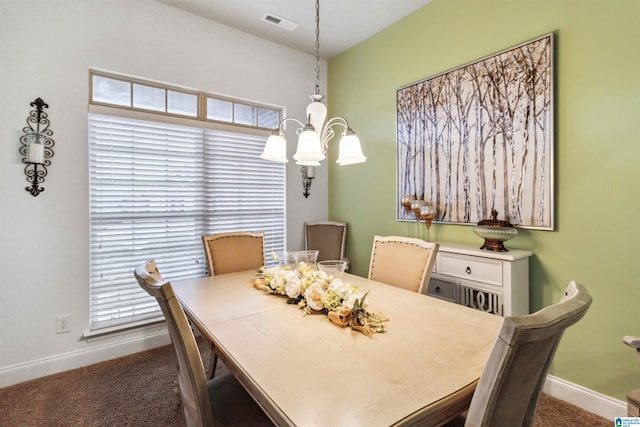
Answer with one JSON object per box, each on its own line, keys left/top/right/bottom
{"left": 320, "top": 128, "right": 335, "bottom": 153}
{"left": 323, "top": 116, "right": 349, "bottom": 129}
{"left": 275, "top": 117, "right": 306, "bottom": 133}
{"left": 319, "top": 116, "right": 349, "bottom": 151}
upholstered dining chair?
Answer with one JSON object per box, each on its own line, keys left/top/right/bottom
{"left": 133, "top": 260, "right": 273, "bottom": 427}
{"left": 304, "top": 221, "right": 347, "bottom": 264}
{"left": 201, "top": 231, "right": 265, "bottom": 378}
{"left": 450, "top": 281, "right": 592, "bottom": 427}
{"left": 202, "top": 231, "right": 265, "bottom": 276}
{"left": 368, "top": 235, "right": 439, "bottom": 293}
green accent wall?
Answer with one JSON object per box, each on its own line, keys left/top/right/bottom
{"left": 327, "top": 0, "right": 639, "bottom": 401}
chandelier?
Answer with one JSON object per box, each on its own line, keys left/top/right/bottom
{"left": 260, "top": 0, "right": 366, "bottom": 168}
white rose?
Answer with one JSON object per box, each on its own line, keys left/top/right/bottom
{"left": 314, "top": 270, "right": 329, "bottom": 281}
{"left": 282, "top": 269, "right": 298, "bottom": 282}
{"left": 285, "top": 274, "right": 301, "bottom": 298}
{"left": 305, "top": 281, "right": 326, "bottom": 311}
{"left": 342, "top": 291, "right": 367, "bottom": 310}
{"left": 327, "top": 278, "right": 347, "bottom": 295}
{"left": 269, "top": 270, "right": 285, "bottom": 290}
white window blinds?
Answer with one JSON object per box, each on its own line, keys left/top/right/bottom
{"left": 204, "top": 131, "right": 286, "bottom": 256}
{"left": 89, "top": 113, "right": 285, "bottom": 331}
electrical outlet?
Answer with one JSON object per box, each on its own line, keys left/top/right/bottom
{"left": 56, "top": 315, "right": 71, "bottom": 334}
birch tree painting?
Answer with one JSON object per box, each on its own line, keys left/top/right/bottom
{"left": 397, "top": 34, "right": 554, "bottom": 229}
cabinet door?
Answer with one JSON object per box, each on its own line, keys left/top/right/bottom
{"left": 457, "top": 280, "right": 503, "bottom": 316}
{"left": 426, "top": 277, "right": 457, "bottom": 303}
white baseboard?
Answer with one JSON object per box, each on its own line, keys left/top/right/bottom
{"left": 544, "top": 374, "right": 627, "bottom": 420}
{"left": 0, "top": 327, "right": 171, "bottom": 388}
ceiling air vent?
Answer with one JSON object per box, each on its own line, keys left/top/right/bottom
{"left": 262, "top": 13, "right": 298, "bottom": 32}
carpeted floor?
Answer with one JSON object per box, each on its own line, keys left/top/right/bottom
{"left": 0, "top": 340, "right": 612, "bottom": 426}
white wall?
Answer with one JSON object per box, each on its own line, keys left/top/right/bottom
{"left": 0, "top": 0, "right": 329, "bottom": 386}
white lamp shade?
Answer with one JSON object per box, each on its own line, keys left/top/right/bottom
{"left": 336, "top": 133, "right": 366, "bottom": 165}
{"left": 306, "top": 100, "right": 327, "bottom": 137}
{"left": 293, "top": 129, "right": 325, "bottom": 165}
{"left": 260, "top": 133, "right": 288, "bottom": 163}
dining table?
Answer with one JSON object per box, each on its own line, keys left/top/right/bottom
{"left": 172, "top": 269, "right": 504, "bottom": 426}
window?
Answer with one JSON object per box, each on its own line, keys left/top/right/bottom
{"left": 88, "top": 74, "right": 285, "bottom": 333}
{"left": 90, "top": 71, "right": 281, "bottom": 129}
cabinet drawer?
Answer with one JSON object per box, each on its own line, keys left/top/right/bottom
{"left": 426, "top": 277, "right": 456, "bottom": 302}
{"left": 438, "top": 253, "right": 503, "bottom": 286}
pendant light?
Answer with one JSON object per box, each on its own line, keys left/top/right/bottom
{"left": 260, "top": 0, "right": 366, "bottom": 169}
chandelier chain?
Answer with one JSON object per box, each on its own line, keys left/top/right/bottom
{"left": 314, "top": 0, "right": 320, "bottom": 95}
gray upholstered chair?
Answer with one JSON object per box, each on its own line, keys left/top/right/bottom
{"left": 304, "top": 221, "right": 348, "bottom": 268}
{"left": 457, "top": 281, "right": 592, "bottom": 427}
{"left": 368, "top": 235, "right": 439, "bottom": 293}
{"left": 134, "top": 260, "right": 273, "bottom": 427}
{"left": 202, "top": 231, "right": 265, "bottom": 276}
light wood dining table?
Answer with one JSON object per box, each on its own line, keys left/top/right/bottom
{"left": 172, "top": 270, "right": 503, "bottom": 427}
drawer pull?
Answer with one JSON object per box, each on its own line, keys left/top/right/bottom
{"left": 465, "top": 266, "right": 472, "bottom": 274}
{"left": 434, "top": 286, "right": 441, "bottom": 293}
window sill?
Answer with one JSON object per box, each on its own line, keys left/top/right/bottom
{"left": 83, "top": 317, "right": 165, "bottom": 343}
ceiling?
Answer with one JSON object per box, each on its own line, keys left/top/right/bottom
{"left": 153, "top": 0, "right": 431, "bottom": 59}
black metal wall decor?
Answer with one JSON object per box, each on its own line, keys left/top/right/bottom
{"left": 19, "top": 98, "right": 54, "bottom": 196}
{"left": 301, "top": 166, "right": 315, "bottom": 198}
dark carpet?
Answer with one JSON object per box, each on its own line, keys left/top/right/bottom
{"left": 0, "top": 339, "right": 611, "bottom": 426}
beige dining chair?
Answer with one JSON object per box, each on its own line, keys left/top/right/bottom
{"left": 201, "top": 231, "right": 265, "bottom": 378}
{"left": 368, "top": 235, "right": 439, "bottom": 293}
{"left": 202, "top": 231, "right": 265, "bottom": 276}
{"left": 133, "top": 260, "right": 273, "bottom": 427}
{"left": 304, "top": 221, "right": 348, "bottom": 269}
{"left": 450, "top": 281, "right": 592, "bottom": 427}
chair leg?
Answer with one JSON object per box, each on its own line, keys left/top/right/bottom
{"left": 173, "top": 354, "right": 182, "bottom": 411}
{"left": 206, "top": 344, "right": 218, "bottom": 379}
{"left": 189, "top": 321, "right": 218, "bottom": 378}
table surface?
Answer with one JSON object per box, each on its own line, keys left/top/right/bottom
{"left": 173, "top": 270, "right": 503, "bottom": 427}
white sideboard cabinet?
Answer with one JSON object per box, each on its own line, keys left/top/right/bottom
{"left": 425, "top": 242, "right": 532, "bottom": 316}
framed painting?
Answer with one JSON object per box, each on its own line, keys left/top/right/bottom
{"left": 396, "top": 33, "right": 554, "bottom": 229}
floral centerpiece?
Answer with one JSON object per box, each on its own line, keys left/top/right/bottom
{"left": 251, "top": 256, "right": 388, "bottom": 336}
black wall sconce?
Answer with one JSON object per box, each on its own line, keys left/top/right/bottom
{"left": 301, "top": 166, "right": 315, "bottom": 198}
{"left": 19, "top": 98, "right": 54, "bottom": 196}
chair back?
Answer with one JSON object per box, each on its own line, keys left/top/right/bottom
{"left": 202, "top": 231, "right": 265, "bottom": 276}
{"left": 464, "top": 281, "right": 592, "bottom": 427}
{"left": 368, "top": 235, "right": 438, "bottom": 293}
{"left": 304, "top": 221, "right": 347, "bottom": 262}
{"left": 134, "top": 260, "right": 214, "bottom": 427}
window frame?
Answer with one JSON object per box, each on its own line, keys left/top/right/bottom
{"left": 89, "top": 69, "right": 282, "bottom": 131}
{"left": 87, "top": 71, "right": 286, "bottom": 335}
